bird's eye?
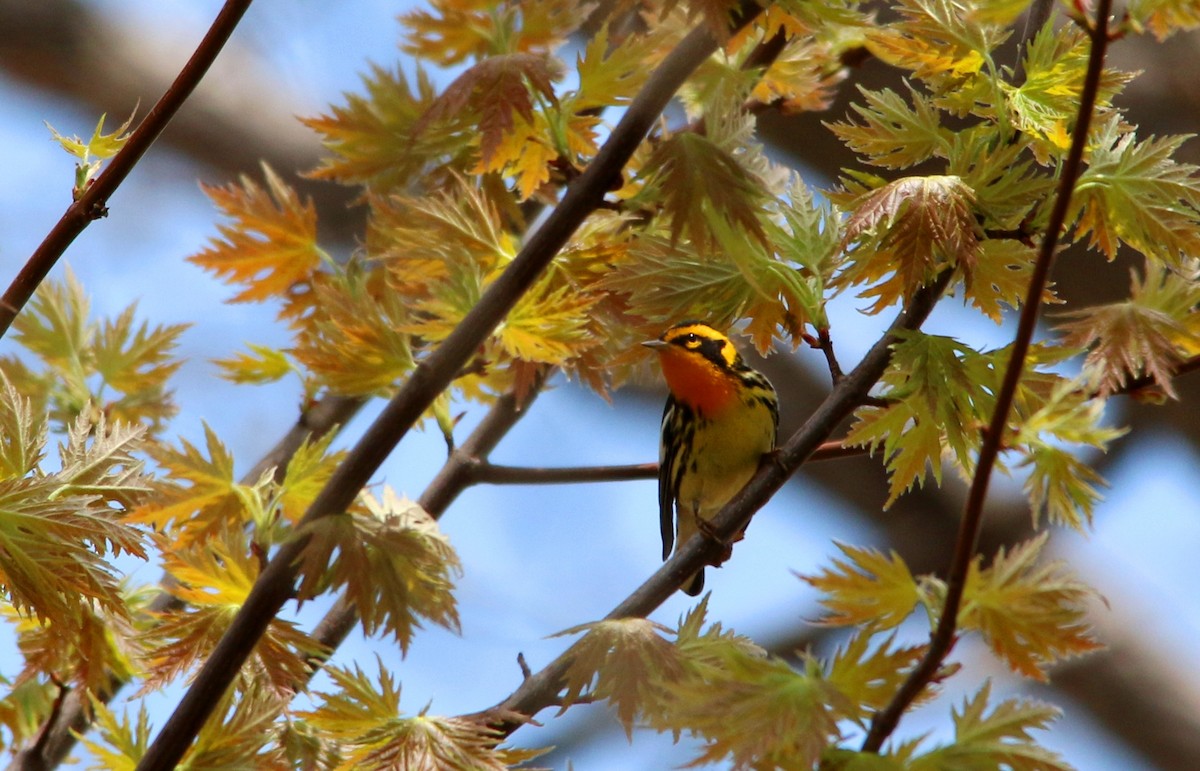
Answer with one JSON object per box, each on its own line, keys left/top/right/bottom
{"left": 684, "top": 333, "right": 700, "bottom": 345}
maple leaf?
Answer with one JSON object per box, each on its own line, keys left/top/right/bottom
{"left": 191, "top": 165, "right": 326, "bottom": 304}
{"left": 555, "top": 617, "right": 681, "bottom": 737}
{"left": 401, "top": 0, "right": 580, "bottom": 64}
{"left": 908, "top": 682, "right": 1071, "bottom": 771}
{"left": 838, "top": 175, "right": 982, "bottom": 314}
{"left": 498, "top": 272, "right": 599, "bottom": 365}
{"left": 963, "top": 239, "right": 1036, "bottom": 323}
{"left": 303, "top": 63, "right": 448, "bottom": 192}
{"left": 417, "top": 52, "right": 560, "bottom": 168}
{"left": 828, "top": 84, "right": 951, "bottom": 169}
{"left": 1071, "top": 119, "right": 1200, "bottom": 264}
{"left": 144, "top": 531, "right": 328, "bottom": 696}
{"left": 1057, "top": 265, "right": 1200, "bottom": 397}
{"left": 46, "top": 109, "right": 136, "bottom": 198}
{"left": 845, "top": 332, "right": 998, "bottom": 504}
{"left": 751, "top": 34, "right": 847, "bottom": 114}
{"left": 0, "top": 376, "right": 47, "bottom": 478}
{"left": 641, "top": 131, "right": 770, "bottom": 250}
{"left": 960, "top": 534, "right": 1102, "bottom": 680}
{"left": 802, "top": 544, "right": 922, "bottom": 630}
{"left": 215, "top": 342, "right": 295, "bottom": 386}
{"left": 950, "top": 129, "right": 1056, "bottom": 231}
{"left": 297, "top": 488, "right": 461, "bottom": 652}
{"left": 185, "top": 684, "right": 289, "bottom": 769}
{"left": 133, "top": 423, "right": 260, "bottom": 543}
{"left": 77, "top": 697, "right": 152, "bottom": 770}
{"left": 825, "top": 632, "right": 928, "bottom": 722}
{"left": 570, "top": 23, "right": 659, "bottom": 112}
{"left": 663, "top": 645, "right": 846, "bottom": 768}
{"left": 1020, "top": 445, "right": 1108, "bottom": 531}
{"left": 299, "top": 659, "right": 545, "bottom": 770}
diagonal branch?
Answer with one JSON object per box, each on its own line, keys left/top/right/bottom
{"left": 0, "top": 0, "right": 254, "bottom": 339}
{"left": 471, "top": 269, "right": 953, "bottom": 737}
{"left": 133, "top": 8, "right": 765, "bottom": 769}
{"left": 860, "top": 0, "right": 1115, "bottom": 751}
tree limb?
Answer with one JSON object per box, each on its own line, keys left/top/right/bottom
{"left": 861, "top": 0, "right": 1114, "bottom": 751}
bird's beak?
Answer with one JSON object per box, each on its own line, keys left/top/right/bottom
{"left": 642, "top": 339, "right": 668, "bottom": 350}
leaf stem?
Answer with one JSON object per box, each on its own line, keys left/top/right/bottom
{"left": 859, "top": 0, "right": 1114, "bottom": 752}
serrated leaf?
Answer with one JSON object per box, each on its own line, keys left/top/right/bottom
{"left": 641, "top": 131, "right": 769, "bottom": 250}
{"left": 1127, "top": 0, "right": 1200, "bottom": 40}
{"left": 77, "top": 697, "right": 152, "bottom": 770}
{"left": 216, "top": 342, "right": 296, "bottom": 385}
{"left": 909, "top": 682, "right": 1071, "bottom": 771}
{"left": 803, "top": 544, "right": 922, "bottom": 630}
{"left": 191, "top": 165, "right": 325, "bottom": 304}
{"left": 960, "top": 534, "right": 1102, "bottom": 680}
{"left": 838, "top": 175, "right": 981, "bottom": 314}
{"left": 1020, "top": 445, "right": 1108, "bottom": 530}
{"left": 828, "top": 84, "right": 950, "bottom": 169}
{"left": 826, "top": 632, "right": 928, "bottom": 722}
{"left": 299, "top": 659, "right": 545, "bottom": 770}
{"left": 554, "top": 617, "right": 681, "bottom": 737}
{"left": 297, "top": 489, "right": 460, "bottom": 652}
{"left": 845, "top": 332, "right": 997, "bottom": 504}
{"left": 145, "top": 531, "right": 327, "bottom": 695}
{"left": 0, "top": 375, "right": 47, "bottom": 478}
{"left": 133, "top": 423, "right": 258, "bottom": 543}
{"left": 417, "top": 52, "right": 560, "bottom": 168}
{"left": 1071, "top": 119, "right": 1200, "bottom": 265}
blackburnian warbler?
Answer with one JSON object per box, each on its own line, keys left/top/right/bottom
{"left": 643, "top": 322, "right": 779, "bottom": 595}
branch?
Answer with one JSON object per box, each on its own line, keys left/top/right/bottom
{"left": 133, "top": 9, "right": 762, "bottom": 768}
{"left": 0, "top": 0, "right": 254, "bottom": 338}
{"left": 306, "top": 369, "right": 551, "bottom": 665}
{"left": 860, "top": 0, "right": 1114, "bottom": 751}
{"left": 471, "top": 270, "right": 953, "bottom": 737}
{"left": 6, "top": 393, "right": 363, "bottom": 771}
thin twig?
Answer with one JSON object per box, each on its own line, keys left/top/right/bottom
{"left": 860, "top": 0, "right": 1114, "bottom": 752}
{"left": 469, "top": 270, "right": 953, "bottom": 737}
{"left": 0, "top": 0, "right": 254, "bottom": 339}
{"left": 133, "top": 9, "right": 763, "bottom": 768}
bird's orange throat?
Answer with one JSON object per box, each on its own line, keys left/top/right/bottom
{"left": 657, "top": 347, "right": 738, "bottom": 417}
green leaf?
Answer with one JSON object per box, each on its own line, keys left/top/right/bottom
{"left": 297, "top": 488, "right": 461, "bottom": 652}
{"left": 826, "top": 632, "right": 927, "bottom": 722}
{"left": 960, "top": 534, "right": 1102, "bottom": 680}
{"left": 640, "top": 131, "right": 770, "bottom": 250}
{"left": 910, "top": 682, "right": 1071, "bottom": 771}
{"left": 837, "top": 175, "right": 982, "bottom": 314}
{"left": 1072, "top": 119, "right": 1200, "bottom": 265}
{"left": 554, "top": 617, "right": 681, "bottom": 737}
{"left": 827, "top": 84, "right": 950, "bottom": 169}
{"left": 802, "top": 544, "right": 922, "bottom": 630}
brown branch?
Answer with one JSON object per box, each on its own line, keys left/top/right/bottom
{"left": 133, "top": 9, "right": 762, "bottom": 768}
{"left": 470, "top": 270, "right": 953, "bottom": 737}
{"left": 305, "top": 370, "right": 550, "bottom": 666}
{"left": 5, "top": 395, "right": 362, "bottom": 771}
{"left": 860, "top": 0, "right": 1114, "bottom": 751}
{"left": 0, "top": 0, "right": 254, "bottom": 339}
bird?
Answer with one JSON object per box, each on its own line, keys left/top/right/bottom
{"left": 643, "top": 321, "right": 779, "bottom": 595}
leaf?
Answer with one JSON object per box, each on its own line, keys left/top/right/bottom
{"left": 303, "top": 63, "right": 448, "bottom": 191}
{"left": 298, "top": 659, "right": 545, "bottom": 770}
{"left": 417, "top": 52, "right": 559, "bottom": 168}
{"left": 401, "top": 0, "right": 579, "bottom": 64}
{"left": 1057, "top": 266, "right": 1200, "bottom": 397}
{"left": 641, "top": 131, "right": 769, "bottom": 250}
{"left": 660, "top": 645, "right": 845, "bottom": 768}
{"left": 554, "top": 617, "right": 681, "bottom": 737}
{"left": 845, "top": 332, "right": 997, "bottom": 504}
{"left": 960, "top": 534, "right": 1102, "bottom": 680}
{"left": 1126, "top": 0, "right": 1200, "bottom": 40}
{"left": 825, "top": 632, "right": 928, "bottom": 722}
{"left": 1020, "top": 445, "right": 1108, "bottom": 530}
{"left": 1071, "top": 119, "right": 1200, "bottom": 265}
{"left": 570, "top": 23, "right": 657, "bottom": 111}
{"left": 46, "top": 110, "right": 136, "bottom": 196}
{"left": 145, "top": 530, "right": 327, "bottom": 695}
{"left": 909, "top": 682, "right": 1071, "bottom": 771}
{"left": 827, "top": 84, "right": 950, "bottom": 169}
{"left": 77, "top": 697, "right": 151, "bottom": 770}
{"left": 215, "top": 342, "right": 296, "bottom": 385}
{"left": 838, "top": 175, "right": 981, "bottom": 314}
{"left": 802, "top": 544, "right": 922, "bottom": 630}
{"left": 191, "top": 165, "right": 325, "bottom": 304}
{"left": 962, "top": 239, "right": 1036, "bottom": 324}
{"left": 133, "top": 423, "right": 258, "bottom": 543}
{"left": 297, "top": 489, "right": 461, "bottom": 652}
{"left": 0, "top": 375, "right": 47, "bottom": 478}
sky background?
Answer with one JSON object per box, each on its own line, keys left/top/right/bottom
{"left": 1, "top": 2, "right": 1198, "bottom": 768}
